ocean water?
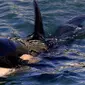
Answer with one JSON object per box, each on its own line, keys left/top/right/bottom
{"left": 0, "top": 0, "right": 85, "bottom": 85}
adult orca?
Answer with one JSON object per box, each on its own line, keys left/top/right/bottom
{"left": 0, "top": 0, "right": 85, "bottom": 76}
{"left": 0, "top": 0, "right": 47, "bottom": 69}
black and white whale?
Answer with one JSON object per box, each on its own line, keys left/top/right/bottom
{"left": 0, "top": 0, "right": 48, "bottom": 77}
{"left": 0, "top": 0, "right": 85, "bottom": 76}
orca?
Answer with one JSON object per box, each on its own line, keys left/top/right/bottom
{"left": 0, "top": 0, "right": 49, "bottom": 77}
{"left": 0, "top": 0, "right": 47, "bottom": 70}
{"left": 0, "top": 0, "right": 85, "bottom": 76}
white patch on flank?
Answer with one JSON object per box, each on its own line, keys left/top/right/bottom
{"left": 0, "top": 54, "right": 41, "bottom": 77}
{"left": 0, "top": 68, "right": 16, "bottom": 77}
{"left": 0, "top": 66, "right": 31, "bottom": 77}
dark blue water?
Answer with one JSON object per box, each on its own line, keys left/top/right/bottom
{"left": 1, "top": 0, "right": 85, "bottom": 85}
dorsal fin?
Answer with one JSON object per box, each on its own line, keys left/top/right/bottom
{"left": 27, "top": 0, "right": 45, "bottom": 41}
{"left": 33, "top": 0, "right": 45, "bottom": 40}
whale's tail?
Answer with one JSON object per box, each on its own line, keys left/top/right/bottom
{"left": 67, "top": 15, "right": 85, "bottom": 27}
{"left": 27, "top": 0, "right": 45, "bottom": 41}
